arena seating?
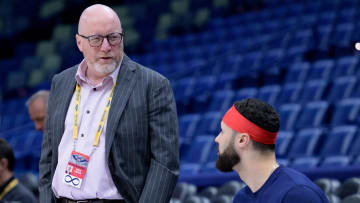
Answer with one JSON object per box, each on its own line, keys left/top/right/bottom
{"left": 1, "top": 0, "right": 360, "bottom": 202}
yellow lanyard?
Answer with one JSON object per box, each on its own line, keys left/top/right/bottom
{"left": 73, "top": 82, "right": 116, "bottom": 147}
{"left": 0, "top": 179, "right": 18, "bottom": 199}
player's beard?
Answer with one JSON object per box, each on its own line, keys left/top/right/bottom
{"left": 216, "top": 144, "right": 240, "bottom": 172}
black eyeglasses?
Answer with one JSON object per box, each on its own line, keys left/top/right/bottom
{"left": 78, "top": 32, "right": 124, "bottom": 47}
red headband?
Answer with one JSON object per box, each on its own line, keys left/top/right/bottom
{"left": 222, "top": 105, "right": 278, "bottom": 144}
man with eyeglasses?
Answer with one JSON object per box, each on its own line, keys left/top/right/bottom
{"left": 39, "top": 4, "right": 179, "bottom": 203}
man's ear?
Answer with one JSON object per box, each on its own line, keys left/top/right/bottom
{"left": 76, "top": 34, "right": 83, "bottom": 52}
{"left": 234, "top": 133, "right": 251, "bottom": 149}
{"left": 0, "top": 158, "right": 8, "bottom": 171}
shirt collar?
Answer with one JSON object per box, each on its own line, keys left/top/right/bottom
{"left": 0, "top": 175, "right": 15, "bottom": 194}
{"left": 75, "top": 56, "right": 123, "bottom": 87}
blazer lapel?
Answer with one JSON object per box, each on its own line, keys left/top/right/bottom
{"left": 105, "top": 55, "right": 138, "bottom": 158}
{"left": 54, "top": 66, "right": 77, "bottom": 147}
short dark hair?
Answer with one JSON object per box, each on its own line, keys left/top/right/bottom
{"left": 234, "top": 98, "right": 280, "bottom": 152}
{"left": 0, "top": 138, "right": 15, "bottom": 171}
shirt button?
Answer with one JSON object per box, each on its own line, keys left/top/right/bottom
{"left": 86, "top": 110, "right": 90, "bottom": 114}
{"left": 81, "top": 134, "right": 84, "bottom": 137}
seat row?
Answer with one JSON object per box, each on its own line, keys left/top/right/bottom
{"left": 179, "top": 125, "right": 360, "bottom": 175}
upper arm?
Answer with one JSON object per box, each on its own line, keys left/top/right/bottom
{"left": 139, "top": 75, "right": 179, "bottom": 202}
{"left": 38, "top": 74, "right": 58, "bottom": 202}
{"left": 148, "top": 77, "right": 179, "bottom": 168}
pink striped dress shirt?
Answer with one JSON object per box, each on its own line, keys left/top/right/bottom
{"left": 52, "top": 59, "right": 123, "bottom": 200}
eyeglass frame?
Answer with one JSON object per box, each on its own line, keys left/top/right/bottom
{"left": 77, "top": 32, "right": 124, "bottom": 47}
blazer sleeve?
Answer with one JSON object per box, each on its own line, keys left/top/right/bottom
{"left": 139, "top": 77, "right": 179, "bottom": 203}
{"left": 39, "top": 76, "right": 57, "bottom": 203}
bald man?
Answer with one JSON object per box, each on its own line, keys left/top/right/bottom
{"left": 39, "top": 4, "right": 179, "bottom": 203}
{"left": 27, "top": 90, "right": 49, "bottom": 132}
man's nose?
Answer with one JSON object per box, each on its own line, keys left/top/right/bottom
{"left": 35, "top": 122, "right": 42, "bottom": 131}
{"left": 100, "top": 38, "right": 111, "bottom": 51}
{"left": 215, "top": 135, "right": 219, "bottom": 143}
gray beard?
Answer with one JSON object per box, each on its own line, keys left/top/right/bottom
{"left": 94, "top": 61, "right": 117, "bottom": 75}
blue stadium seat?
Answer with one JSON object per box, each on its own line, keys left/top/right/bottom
{"left": 287, "top": 29, "right": 313, "bottom": 49}
{"left": 182, "top": 135, "right": 214, "bottom": 165}
{"left": 14, "top": 113, "right": 31, "bottom": 126}
{"left": 282, "top": 44, "right": 308, "bottom": 65}
{"left": 1, "top": 115, "right": 13, "bottom": 131}
{"left": 179, "top": 114, "right": 201, "bottom": 142}
{"left": 263, "top": 19, "right": 281, "bottom": 33}
{"left": 196, "top": 112, "right": 222, "bottom": 135}
{"left": 233, "top": 88, "right": 257, "bottom": 103}
{"left": 304, "top": 2, "right": 322, "bottom": 14}
{"left": 348, "top": 131, "right": 360, "bottom": 157}
{"left": 277, "top": 83, "right": 303, "bottom": 105}
{"left": 180, "top": 164, "right": 201, "bottom": 175}
{"left": 275, "top": 131, "right": 294, "bottom": 158}
{"left": 278, "top": 103, "right": 301, "bottom": 131}
{"left": 317, "top": 11, "right": 336, "bottom": 25}
{"left": 288, "top": 128, "right": 324, "bottom": 158}
{"left": 186, "top": 46, "right": 204, "bottom": 61}
{"left": 321, "top": 156, "right": 351, "bottom": 167}
{"left": 213, "top": 73, "right": 237, "bottom": 91}
{"left": 334, "top": 56, "right": 358, "bottom": 78}
{"left": 307, "top": 59, "right": 334, "bottom": 81}
{"left": 237, "top": 51, "right": 262, "bottom": 72}
{"left": 2, "top": 98, "right": 27, "bottom": 115}
{"left": 284, "top": 62, "right": 310, "bottom": 84}
{"left": 170, "top": 49, "right": 186, "bottom": 64}
{"left": 197, "top": 32, "right": 214, "bottom": 47}
{"left": 8, "top": 129, "right": 40, "bottom": 173}
{"left": 296, "top": 101, "right": 329, "bottom": 129}
{"left": 287, "top": 3, "right": 304, "bottom": 17}
{"left": 21, "top": 56, "right": 42, "bottom": 73}
{"left": 192, "top": 76, "right": 217, "bottom": 112}
{"left": 352, "top": 79, "right": 360, "bottom": 98}
{"left": 337, "top": 8, "right": 356, "bottom": 23}
{"left": 315, "top": 25, "right": 333, "bottom": 50}
{"left": 353, "top": 156, "right": 360, "bottom": 166}
{"left": 256, "top": 85, "right": 281, "bottom": 106}
{"left": 220, "top": 55, "right": 243, "bottom": 75}
{"left": 171, "top": 182, "right": 197, "bottom": 202}
{"left": 265, "top": 34, "right": 288, "bottom": 50}
{"left": 181, "top": 135, "right": 214, "bottom": 174}
{"left": 0, "top": 59, "right": 21, "bottom": 77}
{"left": 327, "top": 76, "right": 357, "bottom": 102}
{"left": 260, "top": 48, "right": 284, "bottom": 69}
{"left": 299, "top": 80, "right": 328, "bottom": 102}
{"left": 282, "top": 17, "right": 298, "bottom": 31}
{"left": 338, "top": 0, "right": 357, "bottom": 9}
{"left": 331, "top": 98, "right": 360, "bottom": 126}
{"left": 201, "top": 143, "right": 219, "bottom": 173}
{"left": 244, "top": 23, "right": 263, "bottom": 36}
{"left": 291, "top": 157, "right": 320, "bottom": 168}
{"left": 182, "top": 34, "right": 198, "bottom": 48}
{"left": 320, "top": 125, "right": 357, "bottom": 157}
{"left": 277, "top": 158, "right": 290, "bottom": 166}
{"left": 330, "top": 23, "right": 354, "bottom": 47}
{"left": 298, "top": 14, "right": 317, "bottom": 28}
{"left": 172, "top": 77, "right": 195, "bottom": 101}
{"left": 208, "top": 90, "right": 235, "bottom": 113}
{"left": 29, "top": 131, "right": 42, "bottom": 172}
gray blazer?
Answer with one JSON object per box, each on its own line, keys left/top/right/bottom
{"left": 39, "top": 55, "right": 179, "bottom": 203}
